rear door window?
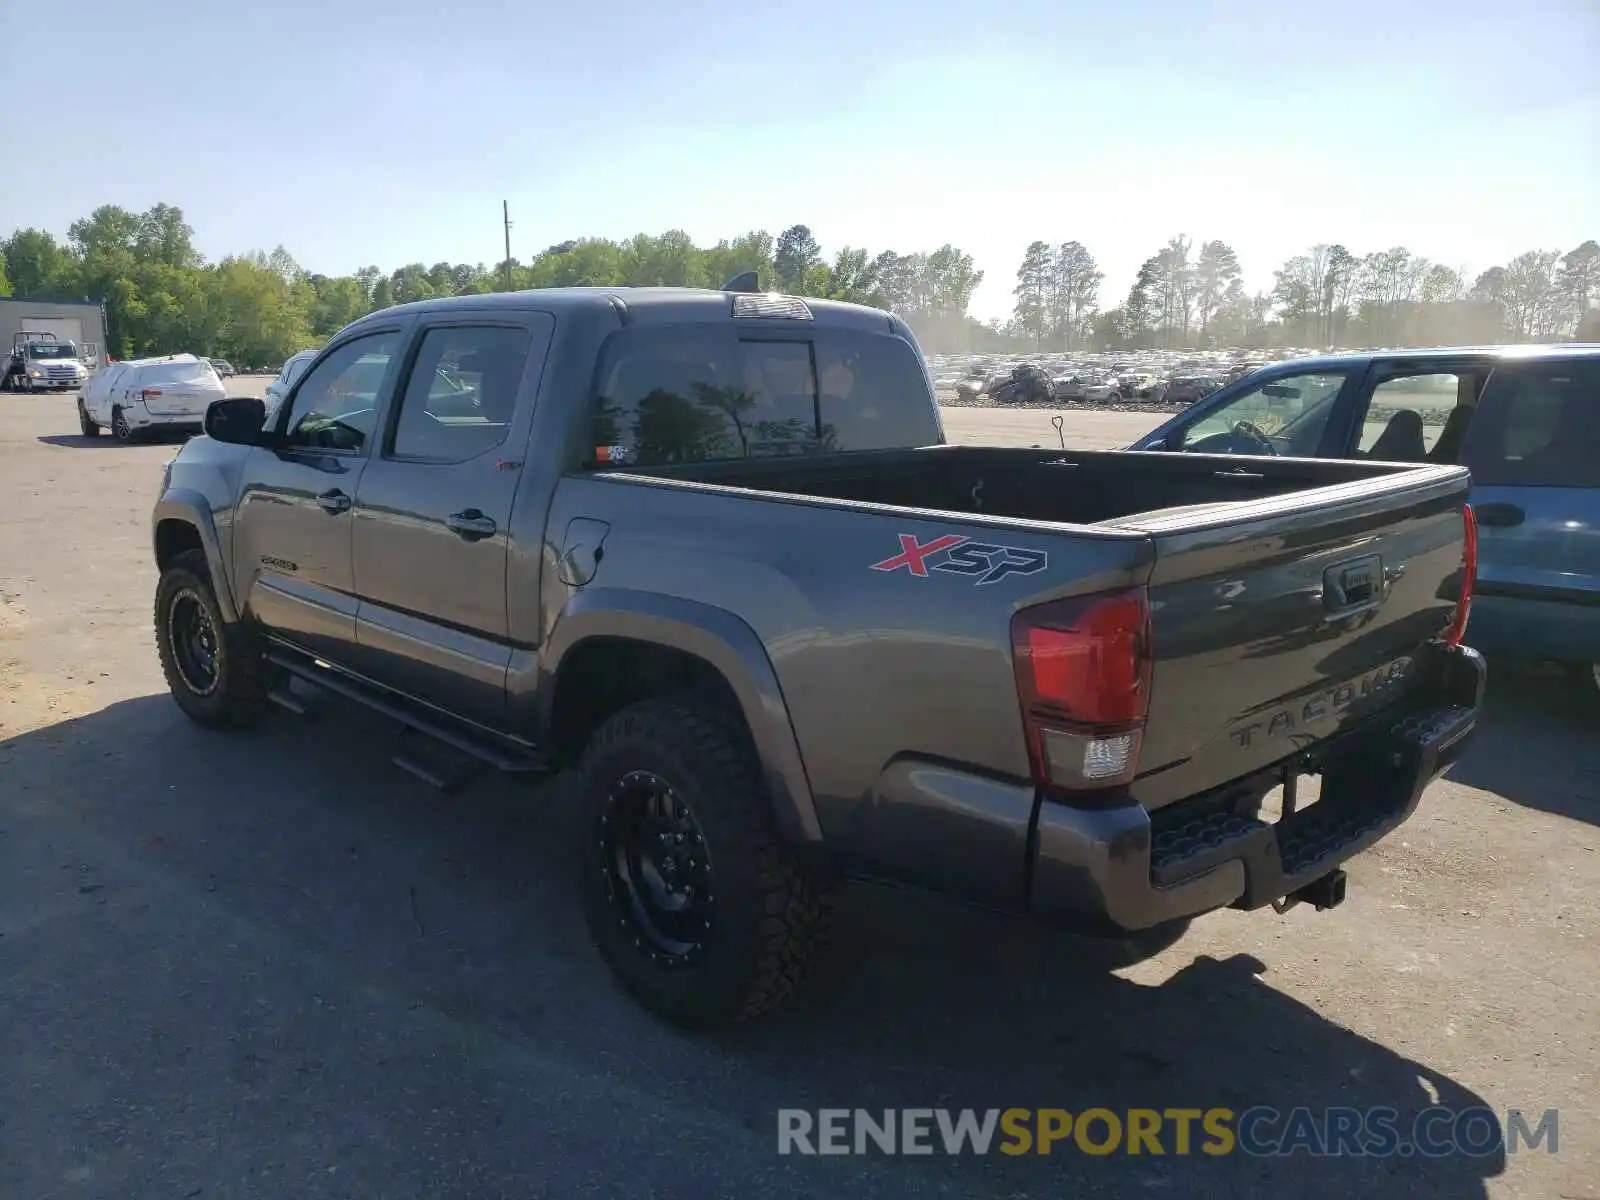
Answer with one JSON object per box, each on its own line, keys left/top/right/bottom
{"left": 1461, "top": 360, "right": 1600, "bottom": 487}
{"left": 589, "top": 325, "right": 938, "bottom": 466}
{"left": 814, "top": 330, "right": 941, "bottom": 451}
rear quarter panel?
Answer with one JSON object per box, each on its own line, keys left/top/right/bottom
{"left": 541, "top": 472, "right": 1152, "bottom": 844}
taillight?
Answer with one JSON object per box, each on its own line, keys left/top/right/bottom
{"left": 141, "top": 389, "right": 163, "bottom": 401}
{"left": 1443, "top": 503, "right": 1477, "bottom": 648}
{"left": 1011, "top": 587, "right": 1153, "bottom": 792}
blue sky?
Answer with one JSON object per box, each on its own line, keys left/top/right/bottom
{"left": 4, "top": 0, "right": 1595, "bottom": 320}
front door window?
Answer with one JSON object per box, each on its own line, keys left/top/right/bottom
{"left": 1177, "top": 371, "right": 1350, "bottom": 456}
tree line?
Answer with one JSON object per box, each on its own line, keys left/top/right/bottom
{"left": 0, "top": 204, "right": 983, "bottom": 366}
{"left": 2, "top": 202, "right": 1595, "bottom": 364}
{"left": 1008, "top": 235, "right": 1600, "bottom": 352}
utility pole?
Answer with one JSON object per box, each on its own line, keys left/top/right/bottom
{"left": 503, "top": 200, "right": 514, "bottom": 292}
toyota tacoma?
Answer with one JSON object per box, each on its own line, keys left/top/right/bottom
{"left": 150, "top": 282, "right": 1485, "bottom": 1024}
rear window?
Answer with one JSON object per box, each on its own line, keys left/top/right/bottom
{"left": 1463, "top": 361, "right": 1600, "bottom": 488}
{"left": 588, "top": 325, "right": 939, "bottom": 467}
{"left": 141, "top": 359, "right": 218, "bottom": 387}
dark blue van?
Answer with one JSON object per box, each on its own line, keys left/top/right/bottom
{"left": 1133, "top": 345, "right": 1600, "bottom": 703}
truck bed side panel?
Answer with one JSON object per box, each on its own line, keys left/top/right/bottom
{"left": 543, "top": 473, "right": 1152, "bottom": 903}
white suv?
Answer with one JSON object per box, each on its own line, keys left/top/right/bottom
{"left": 78, "top": 354, "right": 226, "bottom": 441}
{"left": 264, "top": 349, "right": 320, "bottom": 421}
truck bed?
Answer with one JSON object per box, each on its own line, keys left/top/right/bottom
{"left": 633, "top": 444, "right": 1424, "bottom": 527}
{"left": 579, "top": 445, "right": 1472, "bottom": 838}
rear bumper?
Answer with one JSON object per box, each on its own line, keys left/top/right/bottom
{"left": 125, "top": 403, "right": 205, "bottom": 434}
{"left": 1027, "top": 643, "right": 1486, "bottom": 933}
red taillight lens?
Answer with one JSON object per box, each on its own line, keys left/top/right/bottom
{"left": 142, "top": 389, "right": 163, "bottom": 400}
{"left": 1443, "top": 503, "right": 1477, "bottom": 648}
{"left": 1011, "top": 587, "right": 1153, "bottom": 791}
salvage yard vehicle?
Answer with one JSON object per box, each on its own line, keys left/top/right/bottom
{"left": 78, "top": 353, "right": 226, "bottom": 441}
{"left": 150, "top": 283, "right": 1485, "bottom": 1025}
{"left": 1133, "top": 345, "right": 1600, "bottom": 704}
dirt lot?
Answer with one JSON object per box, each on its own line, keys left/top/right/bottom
{"left": 2, "top": 386, "right": 1596, "bottom": 1199}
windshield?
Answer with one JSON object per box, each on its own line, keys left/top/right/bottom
{"left": 27, "top": 342, "right": 76, "bottom": 359}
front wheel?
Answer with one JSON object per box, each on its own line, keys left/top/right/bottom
{"left": 154, "top": 549, "right": 268, "bottom": 728}
{"left": 77, "top": 400, "right": 101, "bottom": 436}
{"left": 112, "top": 406, "right": 135, "bottom": 442}
{"left": 576, "top": 697, "right": 830, "bottom": 1025}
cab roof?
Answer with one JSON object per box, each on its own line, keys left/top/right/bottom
{"left": 344, "top": 286, "right": 900, "bottom": 335}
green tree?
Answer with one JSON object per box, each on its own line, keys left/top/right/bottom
{"left": 1049, "top": 241, "right": 1100, "bottom": 349}
{"left": 2, "top": 229, "right": 80, "bottom": 296}
{"left": 773, "top": 225, "right": 822, "bottom": 293}
{"left": 134, "top": 203, "right": 202, "bottom": 269}
{"left": 1556, "top": 240, "right": 1599, "bottom": 333}
{"left": 1012, "top": 240, "right": 1052, "bottom": 347}
{"left": 1193, "top": 241, "right": 1240, "bottom": 341}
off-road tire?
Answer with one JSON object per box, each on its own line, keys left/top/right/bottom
{"left": 154, "top": 549, "right": 268, "bottom": 729}
{"left": 112, "top": 406, "right": 135, "bottom": 442}
{"left": 77, "top": 400, "right": 100, "bottom": 436}
{"left": 576, "top": 697, "right": 830, "bottom": 1026}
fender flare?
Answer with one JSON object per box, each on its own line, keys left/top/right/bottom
{"left": 540, "top": 587, "right": 823, "bottom": 844}
{"left": 152, "top": 490, "right": 239, "bottom": 623}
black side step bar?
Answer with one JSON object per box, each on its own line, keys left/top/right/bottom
{"left": 264, "top": 649, "right": 550, "bottom": 780}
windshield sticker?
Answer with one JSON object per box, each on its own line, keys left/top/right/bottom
{"left": 871, "top": 533, "right": 1048, "bottom": 586}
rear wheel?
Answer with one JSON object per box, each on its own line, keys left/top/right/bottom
{"left": 154, "top": 549, "right": 268, "bottom": 728}
{"left": 77, "top": 399, "right": 100, "bottom": 436}
{"left": 576, "top": 697, "right": 830, "bottom": 1025}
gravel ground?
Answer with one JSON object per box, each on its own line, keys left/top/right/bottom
{"left": 1, "top": 385, "right": 1596, "bottom": 1199}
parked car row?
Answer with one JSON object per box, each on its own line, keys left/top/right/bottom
{"left": 937, "top": 348, "right": 1313, "bottom": 406}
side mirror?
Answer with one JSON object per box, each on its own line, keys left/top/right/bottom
{"left": 204, "top": 396, "right": 269, "bottom": 445}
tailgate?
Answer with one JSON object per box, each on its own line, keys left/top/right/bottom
{"left": 1118, "top": 463, "right": 1472, "bottom": 811}
{"left": 143, "top": 386, "right": 218, "bottom": 416}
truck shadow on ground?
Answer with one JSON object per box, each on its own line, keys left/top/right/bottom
{"left": 1, "top": 695, "right": 1507, "bottom": 1198}
{"left": 1444, "top": 661, "right": 1600, "bottom": 826}
{"left": 36, "top": 433, "right": 195, "bottom": 449}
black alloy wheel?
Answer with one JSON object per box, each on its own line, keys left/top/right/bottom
{"left": 167, "top": 588, "right": 221, "bottom": 697}
{"left": 601, "top": 769, "right": 716, "bottom": 964}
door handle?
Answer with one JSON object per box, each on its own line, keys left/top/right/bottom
{"left": 316, "top": 489, "right": 351, "bottom": 515}
{"left": 446, "top": 509, "right": 497, "bottom": 541}
{"left": 1474, "top": 502, "right": 1525, "bottom": 528}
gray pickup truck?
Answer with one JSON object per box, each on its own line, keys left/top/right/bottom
{"left": 151, "top": 283, "right": 1485, "bottom": 1024}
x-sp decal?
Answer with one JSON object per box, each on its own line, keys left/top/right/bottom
{"left": 871, "top": 532, "right": 1049, "bottom": 586}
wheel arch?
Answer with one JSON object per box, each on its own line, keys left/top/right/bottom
{"left": 152, "top": 491, "right": 239, "bottom": 623}
{"left": 541, "top": 587, "right": 823, "bottom": 845}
